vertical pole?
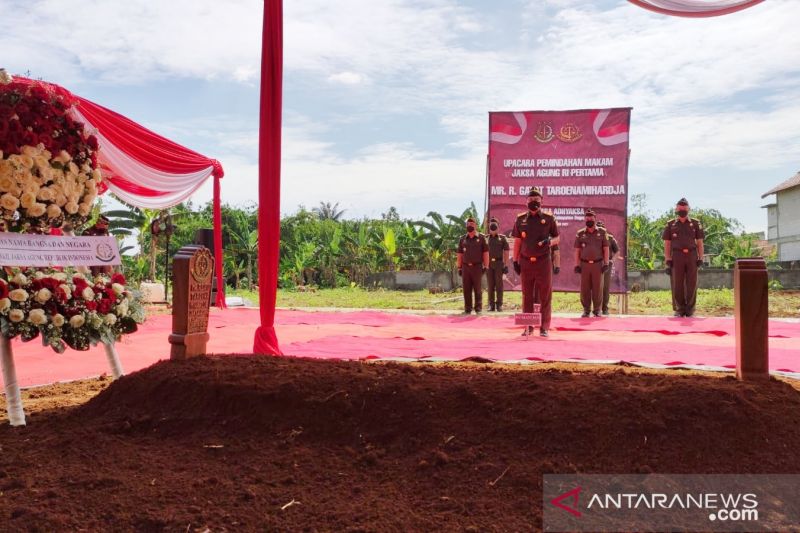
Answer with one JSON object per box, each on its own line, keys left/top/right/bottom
{"left": 1, "top": 336, "right": 26, "bottom": 426}
{"left": 735, "top": 258, "right": 769, "bottom": 381}
{"left": 165, "top": 233, "right": 170, "bottom": 302}
{"left": 103, "top": 341, "right": 125, "bottom": 379}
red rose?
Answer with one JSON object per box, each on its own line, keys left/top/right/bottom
{"left": 86, "top": 135, "right": 99, "bottom": 151}
{"left": 0, "top": 280, "right": 8, "bottom": 299}
{"left": 111, "top": 273, "right": 126, "bottom": 285}
{"left": 85, "top": 301, "right": 97, "bottom": 311}
{"left": 55, "top": 286, "right": 69, "bottom": 304}
{"left": 72, "top": 277, "right": 89, "bottom": 292}
{"left": 98, "top": 299, "right": 112, "bottom": 314}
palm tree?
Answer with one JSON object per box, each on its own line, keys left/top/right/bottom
{"left": 104, "top": 206, "right": 162, "bottom": 280}
{"left": 313, "top": 201, "right": 346, "bottom": 221}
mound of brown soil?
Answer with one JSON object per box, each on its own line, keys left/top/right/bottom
{"left": 2, "top": 356, "right": 800, "bottom": 531}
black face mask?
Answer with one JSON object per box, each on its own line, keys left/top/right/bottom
{"left": 586, "top": 220, "right": 595, "bottom": 228}
{"left": 489, "top": 223, "right": 498, "bottom": 231}
{"left": 467, "top": 226, "right": 475, "bottom": 233}
{"left": 528, "top": 201, "right": 540, "bottom": 211}
{"left": 677, "top": 209, "right": 688, "bottom": 218}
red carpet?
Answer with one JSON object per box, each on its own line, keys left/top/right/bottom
{"left": 8, "top": 308, "right": 800, "bottom": 388}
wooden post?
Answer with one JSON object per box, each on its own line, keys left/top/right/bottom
{"left": 1, "top": 336, "right": 25, "bottom": 426}
{"left": 169, "top": 245, "right": 214, "bottom": 359}
{"left": 734, "top": 257, "right": 769, "bottom": 381}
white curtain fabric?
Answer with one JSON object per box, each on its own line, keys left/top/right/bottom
{"left": 630, "top": 0, "right": 763, "bottom": 16}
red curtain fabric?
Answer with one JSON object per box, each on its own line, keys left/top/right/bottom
{"left": 627, "top": 0, "right": 764, "bottom": 17}
{"left": 253, "top": 0, "right": 283, "bottom": 354}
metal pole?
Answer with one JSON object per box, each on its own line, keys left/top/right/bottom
{"left": 165, "top": 233, "right": 170, "bottom": 302}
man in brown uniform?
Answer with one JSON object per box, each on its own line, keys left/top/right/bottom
{"left": 597, "top": 221, "right": 619, "bottom": 316}
{"left": 662, "top": 198, "right": 705, "bottom": 317}
{"left": 486, "top": 217, "right": 509, "bottom": 312}
{"left": 457, "top": 217, "right": 489, "bottom": 314}
{"left": 574, "top": 209, "right": 609, "bottom": 317}
{"left": 512, "top": 187, "right": 560, "bottom": 336}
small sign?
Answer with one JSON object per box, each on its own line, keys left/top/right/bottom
{"left": 515, "top": 308, "right": 542, "bottom": 327}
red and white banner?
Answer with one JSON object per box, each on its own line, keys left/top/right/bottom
{"left": 487, "top": 108, "right": 631, "bottom": 293}
{"left": 627, "top": 0, "right": 764, "bottom": 18}
{"left": 0, "top": 233, "right": 121, "bottom": 267}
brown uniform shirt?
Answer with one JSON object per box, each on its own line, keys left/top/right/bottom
{"left": 457, "top": 233, "right": 488, "bottom": 264}
{"left": 512, "top": 211, "right": 559, "bottom": 258}
{"left": 662, "top": 218, "right": 704, "bottom": 251}
{"left": 487, "top": 234, "right": 509, "bottom": 259}
{"left": 574, "top": 227, "right": 609, "bottom": 261}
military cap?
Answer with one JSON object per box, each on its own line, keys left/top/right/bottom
{"left": 527, "top": 186, "right": 542, "bottom": 197}
{"left": 677, "top": 198, "right": 689, "bottom": 206}
{"left": 466, "top": 217, "right": 476, "bottom": 223}
{"left": 584, "top": 208, "right": 596, "bottom": 217}
{"left": 489, "top": 216, "right": 499, "bottom": 223}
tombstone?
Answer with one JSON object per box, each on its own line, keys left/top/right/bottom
{"left": 734, "top": 257, "right": 769, "bottom": 381}
{"left": 169, "top": 245, "right": 214, "bottom": 359}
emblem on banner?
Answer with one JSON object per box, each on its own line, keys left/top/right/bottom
{"left": 95, "top": 242, "right": 116, "bottom": 263}
{"left": 557, "top": 123, "right": 582, "bottom": 143}
{"left": 534, "top": 121, "right": 554, "bottom": 143}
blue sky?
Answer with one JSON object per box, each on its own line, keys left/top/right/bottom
{"left": 2, "top": 0, "right": 799, "bottom": 233}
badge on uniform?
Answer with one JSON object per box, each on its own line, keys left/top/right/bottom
{"left": 521, "top": 231, "right": 527, "bottom": 238}
{"left": 581, "top": 243, "right": 586, "bottom": 248}
{"left": 463, "top": 247, "right": 466, "bottom": 252}
{"left": 540, "top": 219, "right": 546, "bottom": 224}
{"left": 672, "top": 233, "right": 677, "bottom": 238}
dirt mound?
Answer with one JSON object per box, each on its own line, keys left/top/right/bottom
{"left": 2, "top": 356, "right": 800, "bottom": 531}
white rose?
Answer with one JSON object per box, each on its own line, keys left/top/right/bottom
{"left": 53, "top": 272, "right": 68, "bottom": 282}
{"left": 89, "top": 313, "right": 103, "bottom": 328}
{"left": 35, "top": 288, "right": 52, "bottom": 303}
{"left": 65, "top": 201, "right": 79, "bottom": 215}
{"left": 58, "top": 283, "right": 72, "bottom": 299}
{"left": 52, "top": 313, "right": 65, "bottom": 327}
{"left": 69, "top": 314, "right": 85, "bottom": 328}
{"left": 116, "top": 300, "right": 129, "bottom": 316}
{"left": 54, "top": 150, "right": 71, "bottom": 164}
{"left": 0, "top": 193, "right": 20, "bottom": 211}
{"left": 12, "top": 273, "right": 27, "bottom": 285}
{"left": 92, "top": 169, "right": 103, "bottom": 181}
{"left": 47, "top": 204, "right": 62, "bottom": 219}
{"left": 68, "top": 162, "right": 78, "bottom": 175}
{"left": 19, "top": 191, "right": 36, "bottom": 209}
{"left": 28, "top": 308, "right": 47, "bottom": 325}
{"left": 112, "top": 283, "right": 125, "bottom": 295}
{"left": 0, "top": 176, "right": 14, "bottom": 192}
{"left": 0, "top": 298, "right": 10, "bottom": 312}
{"left": 9, "top": 309, "right": 25, "bottom": 322}
{"left": 9, "top": 288, "right": 28, "bottom": 302}
{"left": 78, "top": 203, "right": 91, "bottom": 217}
{"left": 18, "top": 154, "right": 34, "bottom": 169}
{"left": 27, "top": 203, "right": 47, "bottom": 217}
{"left": 73, "top": 272, "right": 86, "bottom": 280}
{"left": 103, "top": 313, "right": 117, "bottom": 325}
{"left": 33, "top": 271, "right": 45, "bottom": 279}
{"left": 37, "top": 187, "right": 55, "bottom": 202}
{"left": 82, "top": 287, "right": 95, "bottom": 300}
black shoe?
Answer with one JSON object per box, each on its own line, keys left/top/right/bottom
{"left": 520, "top": 326, "right": 534, "bottom": 336}
{"left": 602, "top": 309, "right": 609, "bottom": 316}
{"left": 540, "top": 328, "right": 549, "bottom": 337}
{"left": 463, "top": 310, "right": 472, "bottom": 315}
{"left": 475, "top": 309, "right": 482, "bottom": 315}
{"left": 673, "top": 312, "right": 684, "bottom": 317}
{"left": 685, "top": 312, "right": 694, "bottom": 317}
{"left": 581, "top": 311, "right": 590, "bottom": 318}
{"left": 592, "top": 311, "right": 601, "bottom": 317}
{"left": 496, "top": 305, "right": 503, "bottom": 312}
{"left": 488, "top": 305, "right": 495, "bottom": 312}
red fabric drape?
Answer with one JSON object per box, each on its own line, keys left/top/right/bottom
{"left": 627, "top": 0, "right": 764, "bottom": 18}
{"left": 253, "top": 0, "right": 283, "bottom": 354}
{"left": 213, "top": 176, "right": 227, "bottom": 308}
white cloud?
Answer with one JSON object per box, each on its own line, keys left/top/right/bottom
{"left": 327, "top": 71, "right": 366, "bottom": 85}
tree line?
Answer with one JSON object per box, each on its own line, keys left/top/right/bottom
{"left": 104, "top": 194, "right": 767, "bottom": 290}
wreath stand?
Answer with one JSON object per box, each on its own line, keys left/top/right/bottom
{"left": 1, "top": 337, "right": 124, "bottom": 427}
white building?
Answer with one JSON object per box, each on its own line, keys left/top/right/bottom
{"left": 762, "top": 171, "right": 800, "bottom": 261}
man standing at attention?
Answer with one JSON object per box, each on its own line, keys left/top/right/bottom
{"left": 512, "top": 187, "right": 559, "bottom": 337}
{"left": 486, "top": 216, "right": 509, "bottom": 312}
{"left": 456, "top": 217, "right": 489, "bottom": 314}
{"left": 663, "top": 198, "right": 705, "bottom": 317}
{"left": 574, "top": 209, "right": 609, "bottom": 318}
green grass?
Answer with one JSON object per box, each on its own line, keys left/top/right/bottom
{"left": 226, "top": 287, "right": 800, "bottom": 317}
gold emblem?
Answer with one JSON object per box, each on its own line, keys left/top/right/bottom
{"left": 192, "top": 249, "right": 213, "bottom": 283}
{"left": 557, "top": 122, "right": 582, "bottom": 143}
{"left": 534, "top": 121, "right": 554, "bottom": 143}
{"left": 521, "top": 231, "right": 527, "bottom": 238}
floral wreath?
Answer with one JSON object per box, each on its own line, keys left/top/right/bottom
{"left": 0, "top": 70, "right": 102, "bottom": 232}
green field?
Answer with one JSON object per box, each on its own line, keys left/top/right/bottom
{"left": 225, "top": 287, "right": 800, "bottom": 318}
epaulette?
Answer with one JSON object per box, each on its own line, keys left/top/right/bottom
{"left": 517, "top": 211, "right": 528, "bottom": 218}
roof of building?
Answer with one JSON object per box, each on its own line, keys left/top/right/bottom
{"left": 762, "top": 171, "right": 800, "bottom": 198}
